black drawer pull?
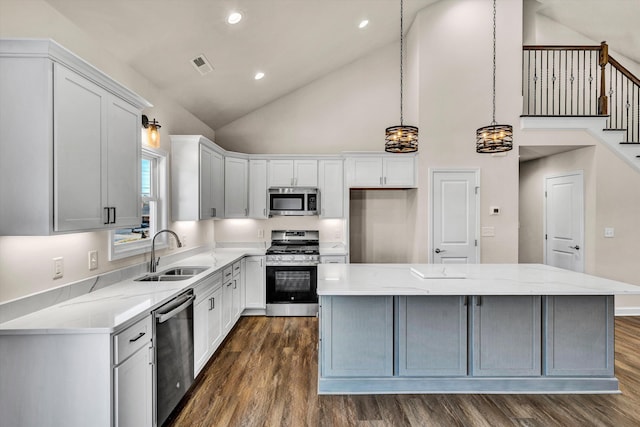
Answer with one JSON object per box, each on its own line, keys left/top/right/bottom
{"left": 129, "top": 332, "right": 145, "bottom": 343}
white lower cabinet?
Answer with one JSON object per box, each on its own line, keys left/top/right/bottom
{"left": 114, "top": 344, "right": 153, "bottom": 427}
{"left": 320, "top": 255, "right": 347, "bottom": 264}
{"left": 244, "top": 256, "right": 266, "bottom": 310}
{"left": 113, "top": 315, "right": 153, "bottom": 427}
{"left": 231, "top": 261, "right": 243, "bottom": 323}
{"left": 193, "top": 273, "right": 224, "bottom": 376}
{"left": 222, "top": 266, "right": 235, "bottom": 334}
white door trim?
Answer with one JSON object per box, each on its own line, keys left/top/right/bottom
{"left": 543, "top": 170, "right": 585, "bottom": 272}
{"left": 429, "top": 169, "right": 481, "bottom": 264}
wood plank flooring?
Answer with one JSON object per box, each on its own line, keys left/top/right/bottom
{"left": 167, "top": 316, "right": 640, "bottom": 427}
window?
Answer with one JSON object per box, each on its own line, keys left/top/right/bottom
{"left": 109, "top": 147, "right": 167, "bottom": 260}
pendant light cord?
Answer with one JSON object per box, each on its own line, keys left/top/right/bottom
{"left": 492, "top": 0, "right": 497, "bottom": 125}
{"left": 400, "top": 0, "right": 404, "bottom": 126}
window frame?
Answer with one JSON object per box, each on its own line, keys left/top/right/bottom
{"left": 109, "top": 146, "right": 168, "bottom": 261}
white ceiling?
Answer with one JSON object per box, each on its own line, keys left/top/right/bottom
{"left": 44, "top": 0, "right": 640, "bottom": 132}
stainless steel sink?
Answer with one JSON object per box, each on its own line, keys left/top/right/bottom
{"left": 134, "top": 266, "right": 209, "bottom": 282}
{"left": 160, "top": 266, "right": 209, "bottom": 276}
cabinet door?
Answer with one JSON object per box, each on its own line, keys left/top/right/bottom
{"left": 54, "top": 63, "right": 106, "bottom": 231}
{"left": 293, "top": 159, "right": 318, "bottom": 187}
{"left": 232, "top": 272, "right": 242, "bottom": 322}
{"left": 208, "top": 286, "right": 224, "bottom": 355}
{"left": 249, "top": 160, "right": 268, "bottom": 218}
{"left": 318, "top": 160, "right": 343, "bottom": 218}
{"left": 320, "top": 296, "right": 393, "bottom": 377}
{"left": 224, "top": 157, "right": 248, "bottom": 217}
{"left": 396, "top": 296, "right": 467, "bottom": 376}
{"left": 199, "top": 145, "right": 215, "bottom": 219}
{"left": 383, "top": 157, "right": 415, "bottom": 187}
{"left": 472, "top": 295, "right": 541, "bottom": 377}
{"left": 544, "top": 295, "right": 614, "bottom": 376}
{"left": 211, "top": 150, "right": 225, "bottom": 218}
{"left": 347, "top": 157, "right": 383, "bottom": 187}
{"left": 244, "top": 256, "right": 265, "bottom": 309}
{"left": 106, "top": 95, "right": 141, "bottom": 228}
{"left": 268, "top": 159, "right": 294, "bottom": 186}
{"left": 114, "top": 344, "right": 153, "bottom": 427}
{"left": 193, "top": 290, "right": 211, "bottom": 375}
{"left": 320, "top": 256, "right": 347, "bottom": 264}
{"left": 222, "top": 276, "right": 234, "bottom": 334}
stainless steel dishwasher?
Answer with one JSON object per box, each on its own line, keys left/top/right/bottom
{"left": 154, "top": 290, "right": 195, "bottom": 427}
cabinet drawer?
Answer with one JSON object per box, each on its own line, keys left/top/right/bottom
{"left": 233, "top": 261, "right": 241, "bottom": 276}
{"left": 193, "top": 272, "right": 223, "bottom": 299}
{"left": 113, "top": 315, "right": 152, "bottom": 365}
{"left": 223, "top": 266, "right": 233, "bottom": 283}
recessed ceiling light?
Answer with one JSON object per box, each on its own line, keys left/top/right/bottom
{"left": 359, "top": 19, "right": 369, "bottom": 29}
{"left": 254, "top": 72, "right": 265, "bottom": 80}
{"left": 227, "top": 11, "right": 242, "bottom": 24}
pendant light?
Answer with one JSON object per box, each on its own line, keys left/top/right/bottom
{"left": 385, "top": 0, "right": 418, "bottom": 153}
{"left": 476, "top": 0, "right": 513, "bottom": 153}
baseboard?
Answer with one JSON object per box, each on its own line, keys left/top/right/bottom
{"left": 615, "top": 307, "right": 640, "bottom": 316}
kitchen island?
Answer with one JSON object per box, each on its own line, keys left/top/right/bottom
{"left": 317, "top": 263, "right": 640, "bottom": 394}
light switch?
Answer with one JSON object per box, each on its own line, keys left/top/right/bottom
{"left": 490, "top": 206, "right": 500, "bottom": 215}
{"left": 88, "top": 250, "right": 98, "bottom": 270}
{"left": 604, "top": 227, "right": 615, "bottom": 238}
{"left": 53, "top": 257, "right": 64, "bottom": 279}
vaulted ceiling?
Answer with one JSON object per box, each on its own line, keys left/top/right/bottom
{"left": 44, "top": 0, "right": 639, "bottom": 131}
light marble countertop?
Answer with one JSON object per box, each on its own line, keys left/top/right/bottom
{"left": 0, "top": 248, "right": 264, "bottom": 335}
{"left": 319, "top": 242, "right": 348, "bottom": 256}
{"left": 317, "top": 263, "right": 640, "bottom": 296}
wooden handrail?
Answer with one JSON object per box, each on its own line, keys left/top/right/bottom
{"left": 523, "top": 45, "right": 601, "bottom": 51}
{"left": 609, "top": 56, "right": 640, "bottom": 87}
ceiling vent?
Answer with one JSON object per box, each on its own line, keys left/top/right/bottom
{"left": 191, "top": 54, "right": 213, "bottom": 75}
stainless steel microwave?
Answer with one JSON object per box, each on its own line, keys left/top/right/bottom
{"left": 268, "top": 187, "right": 319, "bottom": 216}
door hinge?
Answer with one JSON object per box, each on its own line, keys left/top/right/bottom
{"left": 545, "top": 191, "right": 547, "bottom": 198}
{"left": 475, "top": 186, "right": 479, "bottom": 195}
{"left": 475, "top": 239, "right": 478, "bottom": 247}
{"left": 545, "top": 234, "right": 548, "bottom": 240}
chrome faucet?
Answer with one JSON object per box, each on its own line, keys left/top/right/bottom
{"left": 150, "top": 229, "right": 183, "bottom": 272}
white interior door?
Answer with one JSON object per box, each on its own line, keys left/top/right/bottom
{"left": 545, "top": 172, "right": 584, "bottom": 272}
{"left": 431, "top": 170, "right": 479, "bottom": 264}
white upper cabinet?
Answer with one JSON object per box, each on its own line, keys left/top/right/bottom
{"left": 0, "top": 39, "right": 149, "bottom": 235}
{"left": 224, "top": 156, "right": 249, "bottom": 218}
{"left": 268, "top": 159, "right": 318, "bottom": 187}
{"left": 346, "top": 154, "right": 416, "bottom": 188}
{"left": 249, "top": 160, "right": 268, "bottom": 218}
{"left": 171, "top": 135, "right": 224, "bottom": 220}
{"left": 318, "top": 159, "right": 344, "bottom": 218}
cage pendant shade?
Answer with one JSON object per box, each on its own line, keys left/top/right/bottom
{"left": 476, "top": 123, "right": 513, "bottom": 153}
{"left": 385, "top": 125, "right": 419, "bottom": 153}
{"left": 476, "top": 0, "right": 513, "bottom": 154}
{"left": 385, "top": 0, "right": 418, "bottom": 153}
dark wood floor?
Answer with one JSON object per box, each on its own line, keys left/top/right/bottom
{"left": 168, "top": 316, "right": 640, "bottom": 427}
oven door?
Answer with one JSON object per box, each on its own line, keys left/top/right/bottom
{"left": 266, "top": 265, "right": 318, "bottom": 304}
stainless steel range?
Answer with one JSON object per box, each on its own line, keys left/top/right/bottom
{"left": 266, "top": 230, "right": 319, "bottom": 316}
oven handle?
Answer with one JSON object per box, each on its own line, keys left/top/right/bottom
{"left": 266, "top": 262, "right": 319, "bottom": 267}
{"left": 155, "top": 293, "right": 195, "bottom": 324}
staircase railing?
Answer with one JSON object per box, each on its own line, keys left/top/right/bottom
{"left": 523, "top": 42, "right": 640, "bottom": 143}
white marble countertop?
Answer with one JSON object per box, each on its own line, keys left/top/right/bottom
{"left": 317, "top": 263, "right": 640, "bottom": 296}
{"left": 0, "top": 248, "right": 264, "bottom": 335}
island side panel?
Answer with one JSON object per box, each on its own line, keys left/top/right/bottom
{"left": 396, "top": 295, "right": 468, "bottom": 376}
{"left": 320, "top": 295, "right": 393, "bottom": 377}
{"left": 544, "top": 295, "right": 614, "bottom": 376}
{"left": 472, "top": 295, "right": 542, "bottom": 377}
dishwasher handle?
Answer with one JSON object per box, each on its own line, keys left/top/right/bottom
{"left": 155, "top": 292, "right": 195, "bottom": 324}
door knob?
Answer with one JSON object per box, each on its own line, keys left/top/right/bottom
{"left": 435, "top": 248, "right": 446, "bottom": 253}
{"left": 569, "top": 245, "right": 580, "bottom": 250}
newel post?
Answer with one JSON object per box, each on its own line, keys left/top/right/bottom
{"left": 598, "top": 41, "right": 609, "bottom": 116}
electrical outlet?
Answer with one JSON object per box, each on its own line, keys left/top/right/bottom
{"left": 604, "top": 227, "right": 615, "bottom": 238}
{"left": 53, "top": 257, "right": 64, "bottom": 279}
{"left": 88, "top": 250, "right": 98, "bottom": 270}
{"left": 181, "top": 235, "right": 187, "bottom": 247}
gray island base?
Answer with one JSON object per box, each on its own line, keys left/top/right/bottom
{"left": 317, "top": 264, "right": 640, "bottom": 395}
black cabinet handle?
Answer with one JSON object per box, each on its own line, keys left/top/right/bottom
{"left": 111, "top": 207, "right": 117, "bottom": 224}
{"left": 104, "top": 207, "right": 110, "bottom": 224}
{"left": 129, "top": 332, "right": 145, "bottom": 343}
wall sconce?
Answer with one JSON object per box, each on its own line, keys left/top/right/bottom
{"left": 142, "top": 114, "right": 161, "bottom": 148}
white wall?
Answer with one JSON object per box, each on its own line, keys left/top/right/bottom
{"left": 0, "top": 0, "right": 217, "bottom": 303}
{"left": 216, "top": 0, "right": 523, "bottom": 264}
{"left": 520, "top": 4, "right": 640, "bottom": 312}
